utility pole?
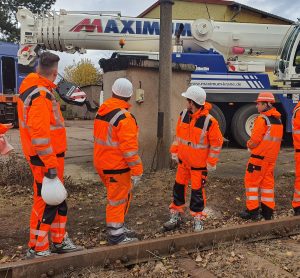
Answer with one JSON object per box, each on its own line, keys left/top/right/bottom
{"left": 157, "top": 0, "right": 174, "bottom": 169}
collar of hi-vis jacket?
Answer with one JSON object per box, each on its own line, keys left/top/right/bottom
{"left": 191, "top": 102, "right": 211, "bottom": 119}
{"left": 19, "top": 73, "right": 56, "bottom": 94}
{"left": 260, "top": 107, "right": 281, "bottom": 119}
{"left": 99, "top": 97, "right": 131, "bottom": 115}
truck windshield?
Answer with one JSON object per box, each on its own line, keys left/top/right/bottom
{"left": 1, "top": 56, "right": 16, "bottom": 94}
{"left": 18, "top": 63, "right": 35, "bottom": 75}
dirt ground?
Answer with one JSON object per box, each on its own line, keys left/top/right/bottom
{"left": 0, "top": 121, "right": 298, "bottom": 277}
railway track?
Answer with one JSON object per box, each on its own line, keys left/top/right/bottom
{"left": 0, "top": 216, "right": 299, "bottom": 278}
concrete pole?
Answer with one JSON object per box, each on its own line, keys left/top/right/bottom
{"left": 157, "top": 0, "right": 174, "bottom": 170}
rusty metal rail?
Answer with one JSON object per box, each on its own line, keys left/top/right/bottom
{"left": 1, "top": 216, "right": 300, "bottom": 278}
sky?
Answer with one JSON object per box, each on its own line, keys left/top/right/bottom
{"left": 51, "top": 0, "right": 300, "bottom": 72}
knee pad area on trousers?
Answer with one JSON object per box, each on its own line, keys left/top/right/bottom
{"left": 173, "top": 182, "right": 185, "bottom": 206}
{"left": 42, "top": 204, "right": 60, "bottom": 224}
{"left": 58, "top": 200, "right": 68, "bottom": 216}
{"left": 190, "top": 188, "right": 204, "bottom": 212}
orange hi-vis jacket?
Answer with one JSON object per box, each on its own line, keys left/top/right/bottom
{"left": 292, "top": 102, "right": 300, "bottom": 149}
{"left": 17, "top": 73, "right": 66, "bottom": 170}
{"left": 94, "top": 98, "right": 143, "bottom": 176}
{"left": 170, "top": 102, "right": 223, "bottom": 167}
{"left": 0, "top": 124, "right": 9, "bottom": 134}
{"left": 247, "top": 108, "right": 283, "bottom": 162}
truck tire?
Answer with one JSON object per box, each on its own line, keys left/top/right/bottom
{"left": 210, "top": 104, "right": 226, "bottom": 135}
{"left": 231, "top": 104, "right": 258, "bottom": 148}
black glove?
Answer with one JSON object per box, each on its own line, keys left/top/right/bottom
{"left": 45, "top": 168, "right": 57, "bottom": 179}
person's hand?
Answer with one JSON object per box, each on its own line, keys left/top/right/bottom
{"left": 247, "top": 148, "right": 251, "bottom": 152}
{"left": 45, "top": 168, "right": 57, "bottom": 179}
{"left": 171, "top": 153, "right": 179, "bottom": 163}
{"left": 207, "top": 163, "right": 216, "bottom": 172}
{"left": 131, "top": 175, "right": 142, "bottom": 187}
{"left": 3, "top": 123, "right": 13, "bottom": 129}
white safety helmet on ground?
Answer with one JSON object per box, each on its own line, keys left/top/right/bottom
{"left": 181, "top": 85, "right": 206, "bottom": 105}
{"left": 112, "top": 78, "right": 133, "bottom": 98}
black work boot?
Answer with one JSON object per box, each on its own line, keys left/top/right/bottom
{"left": 294, "top": 206, "right": 300, "bottom": 216}
{"left": 261, "top": 203, "right": 274, "bottom": 220}
{"left": 239, "top": 208, "right": 260, "bottom": 220}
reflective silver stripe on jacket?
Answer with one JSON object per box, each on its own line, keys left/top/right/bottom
{"left": 177, "top": 114, "right": 212, "bottom": 150}
{"left": 127, "top": 158, "right": 142, "bottom": 166}
{"left": 210, "top": 146, "right": 222, "bottom": 152}
{"left": 247, "top": 196, "right": 259, "bottom": 200}
{"left": 123, "top": 150, "right": 138, "bottom": 158}
{"left": 208, "top": 153, "right": 220, "bottom": 158}
{"left": 246, "top": 188, "right": 259, "bottom": 192}
{"left": 22, "top": 87, "right": 46, "bottom": 124}
{"left": 261, "top": 189, "right": 274, "bottom": 194}
{"left": 294, "top": 189, "right": 300, "bottom": 196}
{"left": 94, "top": 109, "right": 127, "bottom": 147}
{"left": 177, "top": 137, "right": 208, "bottom": 149}
{"left": 293, "top": 197, "right": 300, "bottom": 202}
{"left": 22, "top": 86, "right": 64, "bottom": 131}
{"left": 36, "top": 146, "right": 53, "bottom": 156}
{"left": 31, "top": 138, "right": 50, "bottom": 145}
{"left": 180, "top": 109, "right": 188, "bottom": 123}
{"left": 260, "top": 115, "right": 281, "bottom": 143}
{"left": 199, "top": 114, "right": 212, "bottom": 145}
{"left": 261, "top": 197, "right": 274, "bottom": 202}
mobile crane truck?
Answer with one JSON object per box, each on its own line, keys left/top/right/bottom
{"left": 16, "top": 8, "right": 300, "bottom": 146}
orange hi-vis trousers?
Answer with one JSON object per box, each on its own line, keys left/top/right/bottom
{"left": 169, "top": 162, "right": 207, "bottom": 217}
{"left": 244, "top": 155, "right": 275, "bottom": 212}
{"left": 97, "top": 168, "right": 132, "bottom": 244}
{"left": 293, "top": 152, "right": 300, "bottom": 210}
{"left": 29, "top": 156, "right": 67, "bottom": 252}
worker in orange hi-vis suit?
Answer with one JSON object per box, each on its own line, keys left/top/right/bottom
{"left": 163, "top": 85, "right": 223, "bottom": 232}
{"left": 94, "top": 78, "right": 143, "bottom": 245}
{"left": 18, "top": 52, "right": 80, "bottom": 259}
{"left": 240, "top": 92, "right": 283, "bottom": 221}
{"left": 292, "top": 101, "right": 300, "bottom": 216}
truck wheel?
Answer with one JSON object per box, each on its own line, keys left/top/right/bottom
{"left": 231, "top": 104, "right": 258, "bottom": 148}
{"left": 210, "top": 104, "right": 226, "bottom": 135}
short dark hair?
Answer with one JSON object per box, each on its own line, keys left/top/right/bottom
{"left": 187, "top": 98, "right": 202, "bottom": 110}
{"left": 38, "top": 52, "right": 60, "bottom": 76}
{"left": 112, "top": 93, "right": 130, "bottom": 102}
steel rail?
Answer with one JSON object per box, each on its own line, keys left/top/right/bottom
{"left": 1, "top": 216, "right": 300, "bottom": 278}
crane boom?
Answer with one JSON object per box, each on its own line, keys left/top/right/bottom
{"left": 17, "top": 8, "right": 290, "bottom": 67}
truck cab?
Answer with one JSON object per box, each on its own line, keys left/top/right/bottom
{"left": 0, "top": 41, "right": 34, "bottom": 125}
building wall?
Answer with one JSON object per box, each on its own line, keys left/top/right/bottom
{"left": 142, "top": 1, "right": 289, "bottom": 24}
{"left": 103, "top": 68, "right": 190, "bottom": 171}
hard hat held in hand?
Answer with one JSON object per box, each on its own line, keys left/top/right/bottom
{"left": 112, "top": 78, "right": 133, "bottom": 98}
{"left": 256, "top": 92, "right": 275, "bottom": 103}
{"left": 181, "top": 85, "right": 206, "bottom": 105}
{"left": 41, "top": 176, "right": 68, "bottom": 205}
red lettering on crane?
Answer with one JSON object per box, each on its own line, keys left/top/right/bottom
{"left": 69, "top": 19, "right": 103, "bottom": 33}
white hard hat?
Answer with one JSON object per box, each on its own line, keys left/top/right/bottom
{"left": 112, "top": 78, "right": 133, "bottom": 98}
{"left": 181, "top": 85, "right": 206, "bottom": 105}
{"left": 41, "top": 176, "right": 68, "bottom": 205}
